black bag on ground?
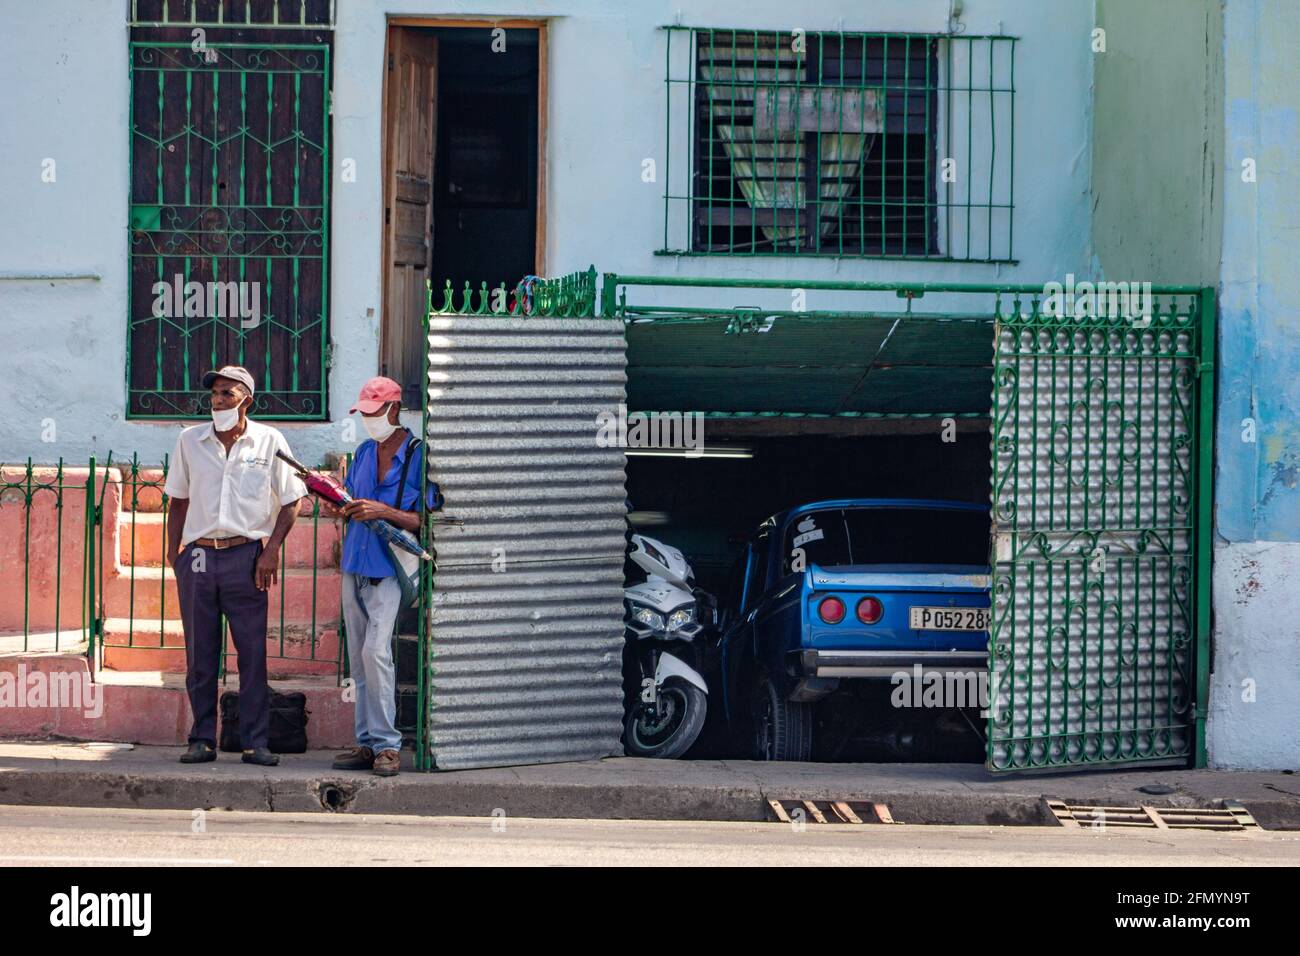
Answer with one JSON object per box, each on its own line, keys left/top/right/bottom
{"left": 218, "top": 690, "right": 309, "bottom": 753}
{"left": 218, "top": 691, "right": 241, "bottom": 752}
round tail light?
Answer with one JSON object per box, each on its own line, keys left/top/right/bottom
{"left": 818, "top": 596, "right": 846, "bottom": 624}
{"left": 856, "top": 596, "right": 884, "bottom": 624}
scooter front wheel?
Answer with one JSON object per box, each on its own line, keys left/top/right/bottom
{"left": 624, "top": 677, "right": 707, "bottom": 759}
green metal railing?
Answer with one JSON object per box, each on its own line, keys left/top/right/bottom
{"left": 0, "top": 454, "right": 347, "bottom": 680}
{"left": 416, "top": 285, "right": 433, "bottom": 769}
{"left": 99, "top": 454, "right": 345, "bottom": 679}
{"left": 429, "top": 267, "right": 600, "bottom": 318}
{"left": 0, "top": 461, "right": 99, "bottom": 654}
{"left": 602, "top": 273, "right": 1090, "bottom": 318}
{"left": 661, "top": 27, "right": 1016, "bottom": 262}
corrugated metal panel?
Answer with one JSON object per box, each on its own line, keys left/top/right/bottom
{"left": 988, "top": 309, "right": 1202, "bottom": 771}
{"left": 425, "top": 317, "right": 628, "bottom": 769}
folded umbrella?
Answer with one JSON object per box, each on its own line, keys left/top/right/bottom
{"left": 275, "top": 450, "right": 433, "bottom": 561}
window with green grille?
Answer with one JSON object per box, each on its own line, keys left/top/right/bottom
{"left": 661, "top": 28, "right": 1016, "bottom": 262}
{"left": 127, "top": 0, "right": 333, "bottom": 419}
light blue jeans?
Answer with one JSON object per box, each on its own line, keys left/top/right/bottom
{"left": 340, "top": 573, "right": 403, "bottom": 755}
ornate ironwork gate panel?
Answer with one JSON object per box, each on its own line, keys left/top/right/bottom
{"left": 988, "top": 289, "right": 1214, "bottom": 771}
{"left": 128, "top": 2, "right": 332, "bottom": 418}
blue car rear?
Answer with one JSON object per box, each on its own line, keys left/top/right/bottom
{"left": 720, "top": 499, "right": 992, "bottom": 760}
{"left": 797, "top": 562, "right": 990, "bottom": 679}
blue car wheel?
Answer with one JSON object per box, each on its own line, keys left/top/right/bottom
{"left": 753, "top": 672, "right": 813, "bottom": 761}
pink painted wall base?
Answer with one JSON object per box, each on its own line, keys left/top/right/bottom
{"left": 0, "top": 654, "right": 355, "bottom": 749}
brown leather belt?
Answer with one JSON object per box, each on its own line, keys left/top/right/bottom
{"left": 189, "top": 535, "right": 253, "bottom": 550}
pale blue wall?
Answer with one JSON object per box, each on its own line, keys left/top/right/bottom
{"left": 1208, "top": 0, "right": 1300, "bottom": 769}
{"left": 1215, "top": 0, "right": 1300, "bottom": 544}
{"left": 0, "top": 0, "right": 1093, "bottom": 466}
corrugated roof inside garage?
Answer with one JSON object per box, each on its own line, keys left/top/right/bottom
{"left": 624, "top": 313, "right": 994, "bottom": 416}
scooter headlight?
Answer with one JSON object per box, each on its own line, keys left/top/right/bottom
{"left": 631, "top": 605, "right": 664, "bottom": 631}
{"left": 666, "top": 606, "right": 695, "bottom": 631}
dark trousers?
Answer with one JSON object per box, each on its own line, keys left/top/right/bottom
{"left": 175, "top": 540, "right": 270, "bottom": 750}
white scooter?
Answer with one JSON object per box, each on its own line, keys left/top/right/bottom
{"left": 622, "top": 534, "right": 715, "bottom": 758}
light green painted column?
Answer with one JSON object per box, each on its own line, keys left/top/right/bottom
{"left": 1090, "top": 0, "right": 1224, "bottom": 283}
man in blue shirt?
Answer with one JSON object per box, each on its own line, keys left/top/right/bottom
{"left": 333, "top": 376, "right": 439, "bottom": 777}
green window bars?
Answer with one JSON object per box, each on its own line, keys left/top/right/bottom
{"left": 660, "top": 27, "right": 1016, "bottom": 262}
{"left": 127, "top": 0, "right": 333, "bottom": 419}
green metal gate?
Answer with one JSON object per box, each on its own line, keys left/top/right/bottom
{"left": 988, "top": 287, "right": 1215, "bottom": 771}
{"left": 127, "top": 1, "right": 332, "bottom": 418}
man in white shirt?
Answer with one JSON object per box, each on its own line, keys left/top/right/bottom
{"left": 163, "top": 366, "right": 307, "bottom": 766}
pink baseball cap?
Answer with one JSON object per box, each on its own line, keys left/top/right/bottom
{"left": 350, "top": 376, "right": 402, "bottom": 415}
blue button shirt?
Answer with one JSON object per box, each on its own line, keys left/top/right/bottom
{"left": 341, "top": 432, "right": 440, "bottom": 577}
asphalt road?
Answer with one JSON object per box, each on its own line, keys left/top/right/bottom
{"left": 0, "top": 805, "right": 1296, "bottom": 866}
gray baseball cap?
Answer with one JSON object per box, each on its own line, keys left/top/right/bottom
{"left": 201, "top": 365, "right": 256, "bottom": 395}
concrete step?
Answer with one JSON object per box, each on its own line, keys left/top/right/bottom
{"left": 98, "top": 618, "right": 341, "bottom": 677}
{"left": 102, "top": 565, "right": 342, "bottom": 624}
{"left": 114, "top": 467, "right": 165, "bottom": 513}
{"left": 116, "top": 512, "right": 341, "bottom": 569}
{"left": 0, "top": 654, "right": 354, "bottom": 748}
{"left": 0, "top": 629, "right": 89, "bottom": 657}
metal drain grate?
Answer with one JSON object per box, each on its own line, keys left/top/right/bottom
{"left": 1043, "top": 797, "right": 1262, "bottom": 832}
{"left": 766, "top": 799, "right": 896, "bottom": 825}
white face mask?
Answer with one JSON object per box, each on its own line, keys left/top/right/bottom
{"left": 211, "top": 404, "right": 242, "bottom": 432}
{"left": 362, "top": 405, "right": 399, "bottom": 442}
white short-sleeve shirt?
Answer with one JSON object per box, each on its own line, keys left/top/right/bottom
{"left": 162, "top": 419, "right": 307, "bottom": 546}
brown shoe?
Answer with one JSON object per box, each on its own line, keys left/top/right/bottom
{"left": 332, "top": 746, "right": 374, "bottom": 770}
{"left": 372, "top": 749, "right": 400, "bottom": 777}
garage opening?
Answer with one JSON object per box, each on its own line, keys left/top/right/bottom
{"left": 422, "top": 273, "right": 1212, "bottom": 774}
{"left": 608, "top": 275, "right": 1211, "bottom": 772}
{"left": 619, "top": 287, "right": 996, "bottom": 763}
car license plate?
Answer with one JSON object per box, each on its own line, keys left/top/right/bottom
{"left": 909, "top": 606, "right": 989, "bottom": 631}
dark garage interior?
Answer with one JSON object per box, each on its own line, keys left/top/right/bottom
{"left": 624, "top": 428, "right": 993, "bottom": 763}
{"left": 619, "top": 303, "right": 998, "bottom": 763}
{"left": 625, "top": 429, "right": 992, "bottom": 594}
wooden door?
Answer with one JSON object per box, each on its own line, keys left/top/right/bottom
{"left": 382, "top": 28, "right": 438, "bottom": 407}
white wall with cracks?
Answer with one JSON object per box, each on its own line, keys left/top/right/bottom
{"left": 1209, "top": 543, "right": 1300, "bottom": 768}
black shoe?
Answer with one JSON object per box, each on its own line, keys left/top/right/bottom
{"left": 241, "top": 747, "right": 280, "bottom": 766}
{"left": 179, "top": 741, "right": 216, "bottom": 764}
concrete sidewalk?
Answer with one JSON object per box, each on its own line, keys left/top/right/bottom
{"left": 1, "top": 741, "right": 1297, "bottom": 827}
